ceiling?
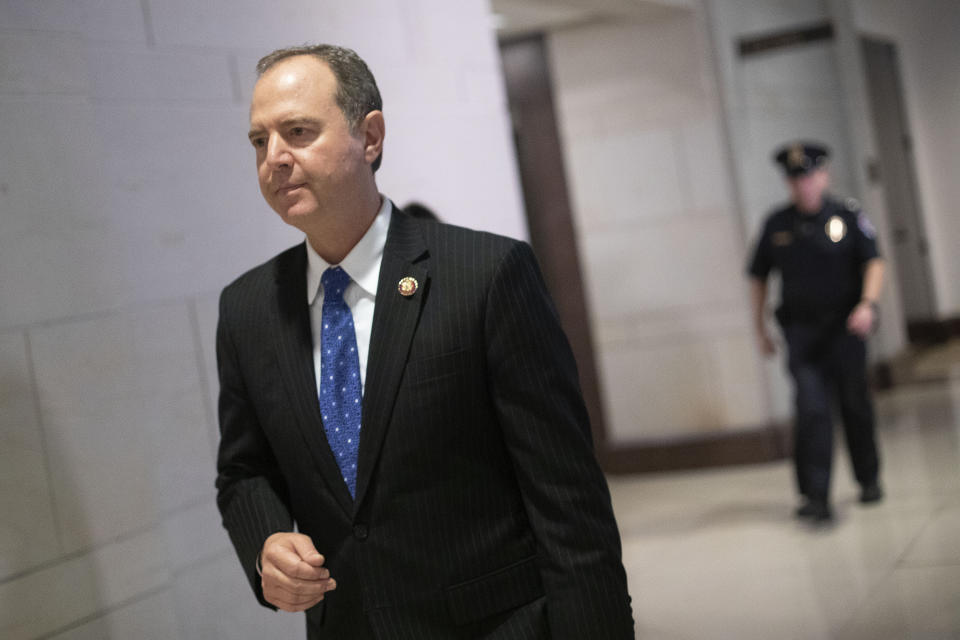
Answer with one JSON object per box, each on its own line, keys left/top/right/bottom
{"left": 489, "top": 0, "right": 693, "bottom": 38}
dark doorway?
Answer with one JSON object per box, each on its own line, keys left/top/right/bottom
{"left": 861, "top": 37, "right": 937, "bottom": 337}
{"left": 499, "top": 35, "right": 609, "bottom": 450}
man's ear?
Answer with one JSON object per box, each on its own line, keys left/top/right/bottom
{"left": 361, "top": 110, "right": 385, "bottom": 167}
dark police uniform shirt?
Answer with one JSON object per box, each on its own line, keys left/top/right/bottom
{"left": 748, "top": 196, "right": 879, "bottom": 325}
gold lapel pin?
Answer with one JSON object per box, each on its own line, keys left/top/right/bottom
{"left": 398, "top": 276, "right": 418, "bottom": 297}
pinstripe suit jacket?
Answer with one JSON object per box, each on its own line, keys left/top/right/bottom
{"left": 215, "top": 206, "right": 634, "bottom": 639}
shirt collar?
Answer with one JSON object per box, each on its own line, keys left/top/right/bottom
{"left": 306, "top": 196, "right": 392, "bottom": 304}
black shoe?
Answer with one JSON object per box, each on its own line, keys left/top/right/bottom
{"left": 860, "top": 483, "right": 884, "bottom": 504}
{"left": 796, "top": 499, "right": 833, "bottom": 522}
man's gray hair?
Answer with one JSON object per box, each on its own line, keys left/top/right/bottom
{"left": 256, "top": 44, "right": 383, "bottom": 172}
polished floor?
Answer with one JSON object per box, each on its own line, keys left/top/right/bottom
{"left": 610, "top": 377, "right": 960, "bottom": 640}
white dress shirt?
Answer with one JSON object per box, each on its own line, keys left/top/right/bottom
{"left": 305, "top": 196, "right": 391, "bottom": 396}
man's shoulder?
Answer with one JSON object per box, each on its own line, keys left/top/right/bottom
{"left": 830, "top": 196, "right": 863, "bottom": 220}
{"left": 758, "top": 203, "right": 793, "bottom": 233}
{"left": 829, "top": 196, "right": 879, "bottom": 240}
{"left": 392, "top": 216, "right": 537, "bottom": 294}
{"left": 416, "top": 218, "right": 525, "bottom": 264}
{"left": 221, "top": 242, "right": 305, "bottom": 300}
{"left": 767, "top": 202, "right": 795, "bottom": 223}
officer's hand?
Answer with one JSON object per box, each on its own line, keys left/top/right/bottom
{"left": 757, "top": 330, "right": 776, "bottom": 357}
{"left": 847, "top": 302, "right": 875, "bottom": 338}
{"left": 260, "top": 532, "right": 336, "bottom": 612}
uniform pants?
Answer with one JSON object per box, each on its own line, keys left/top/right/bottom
{"left": 783, "top": 322, "right": 880, "bottom": 502}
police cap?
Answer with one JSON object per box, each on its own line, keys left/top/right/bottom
{"left": 773, "top": 141, "right": 830, "bottom": 177}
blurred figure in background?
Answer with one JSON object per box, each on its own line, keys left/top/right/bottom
{"left": 747, "top": 142, "right": 885, "bottom": 523}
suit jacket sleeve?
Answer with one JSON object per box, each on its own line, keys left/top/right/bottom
{"left": 215, "top": 286, "right": 294, "bottom": 610}
{"left": 484, "top": 241, "right": 635, "bottom": 638}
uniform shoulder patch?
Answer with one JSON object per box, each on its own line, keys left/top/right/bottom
{"left": 857, "top": 211, "right": 877, "bottom": 238}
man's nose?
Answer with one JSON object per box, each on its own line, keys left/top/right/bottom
{"left": 266, "top": 134, "right": 292, "bottom": 168}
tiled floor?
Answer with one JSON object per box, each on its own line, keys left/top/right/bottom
{"left": 887, "top": 338, "right": 960, "bottom": 386}
{"left": 610, "top": 378, "right": 960, "bottom": 639}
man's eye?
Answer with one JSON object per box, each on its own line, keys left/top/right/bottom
{"left": 290, "top": 127, "right": 305, "bottom": 137}
{"left": 251, "top": 138, "right": 266, "bottom": 148}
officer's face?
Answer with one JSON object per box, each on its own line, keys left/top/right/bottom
{"left": 788, "top": 168, "right": 830, "bottom": 213}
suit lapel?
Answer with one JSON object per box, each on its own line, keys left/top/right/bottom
{"left": 354, "top": 210, "right": 429, "bottom": 510}
{"left": 273, "top": 245, "right": 354, "bottom": 516}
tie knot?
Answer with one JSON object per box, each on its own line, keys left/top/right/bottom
{"left": 321, "top": 267, "right": 351, "bottom": 301}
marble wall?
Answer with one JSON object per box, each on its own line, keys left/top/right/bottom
{"left": 546, "top": 8, "right": 772, "bottom": 442}
{"left": 545, "top": 0, "right": 943, "bottom": 441}
{"left": 851, "top": 0, "right": 960, "bottom": 318}
{"left": 0, "top": 1, "right": 524, "bottom": 637}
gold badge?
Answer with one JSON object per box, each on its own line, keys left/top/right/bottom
{"left": 788, "top": 144, "right": 805, "bottom": 170}
{"left": 826, "top": 216, "right": 847, "bottom": 243}
{"left": 397, "top": 276, "right": 418, "bottom": 297}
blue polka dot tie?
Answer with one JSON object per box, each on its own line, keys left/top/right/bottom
{"left": 318, "top": 267, "right": 362, "bottom": 498}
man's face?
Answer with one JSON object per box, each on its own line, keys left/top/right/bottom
{"left": 248, "top": 55, "right": 370, "bottom": 229}
{"left": 788, "top": 168, "right": 830, "bottom": 213}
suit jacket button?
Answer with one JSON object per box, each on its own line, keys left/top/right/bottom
{"left": 353, "top": 523, "right": 369, "bottom": 540}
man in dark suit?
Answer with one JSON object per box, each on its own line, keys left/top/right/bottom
{"left": 216, "top": 44, "right": 634, "bottom": 639}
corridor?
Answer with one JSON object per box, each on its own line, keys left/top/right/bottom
{"left": 613, "top": 377, "right": 960, "bottom": 639}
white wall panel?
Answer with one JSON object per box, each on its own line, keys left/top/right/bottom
{"left": 46, "top": 591, "right": 181, "bottom": 640}
{"left": 679, "top": 117, "right": 736, "bottom": 214}
{"left": 86, "top": 46, "right": 235, "bottom": 105}
{"left": 581, "top": 216, "right": 746, "bottom": 321}
{"left": 549, "top": 18, "right": 708, "bottom": 132}
{"left": 599, "top": 340, "right": 721, "bottom": 441}
{"left": 706, "top": 333, "right": 770, "bottom": 426}
{"left": 0, "top": 332, "right": 61, "bottom": 580}
{"left": 147, "top": 0, "right": 409, "bottom": 59}
{"left": 29, "top": 305, "right": 212, "bottom": 552}
{"left": 852, "top": 0, "right": 960, "bottom": 315}
{"left": 549, "top": 11, "right": 768, "bottom": 443}
{"left": 0, "top": 527, "right": 169, "bottom": 639}
{"left": 172, "top": 554, "right": 303, "bottom": 639}
{"left": 0, "top": 100, "right": 112, "bottom": 328}
{"left": 0, "top": 0, "right": 148, "bottom": 43}
{"left": 0, "top": 31, "right": 90, "bottom": 95}
{"left": 564, "top": 129, "right": 686, "bottom": 224}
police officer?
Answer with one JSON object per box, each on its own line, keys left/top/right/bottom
{"left": 748, "top": 142, "right": 885, "bottom": 523}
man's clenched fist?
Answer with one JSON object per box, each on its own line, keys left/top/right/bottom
{"left": 260, "top": 532, "right": 336, "bottom": 612}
